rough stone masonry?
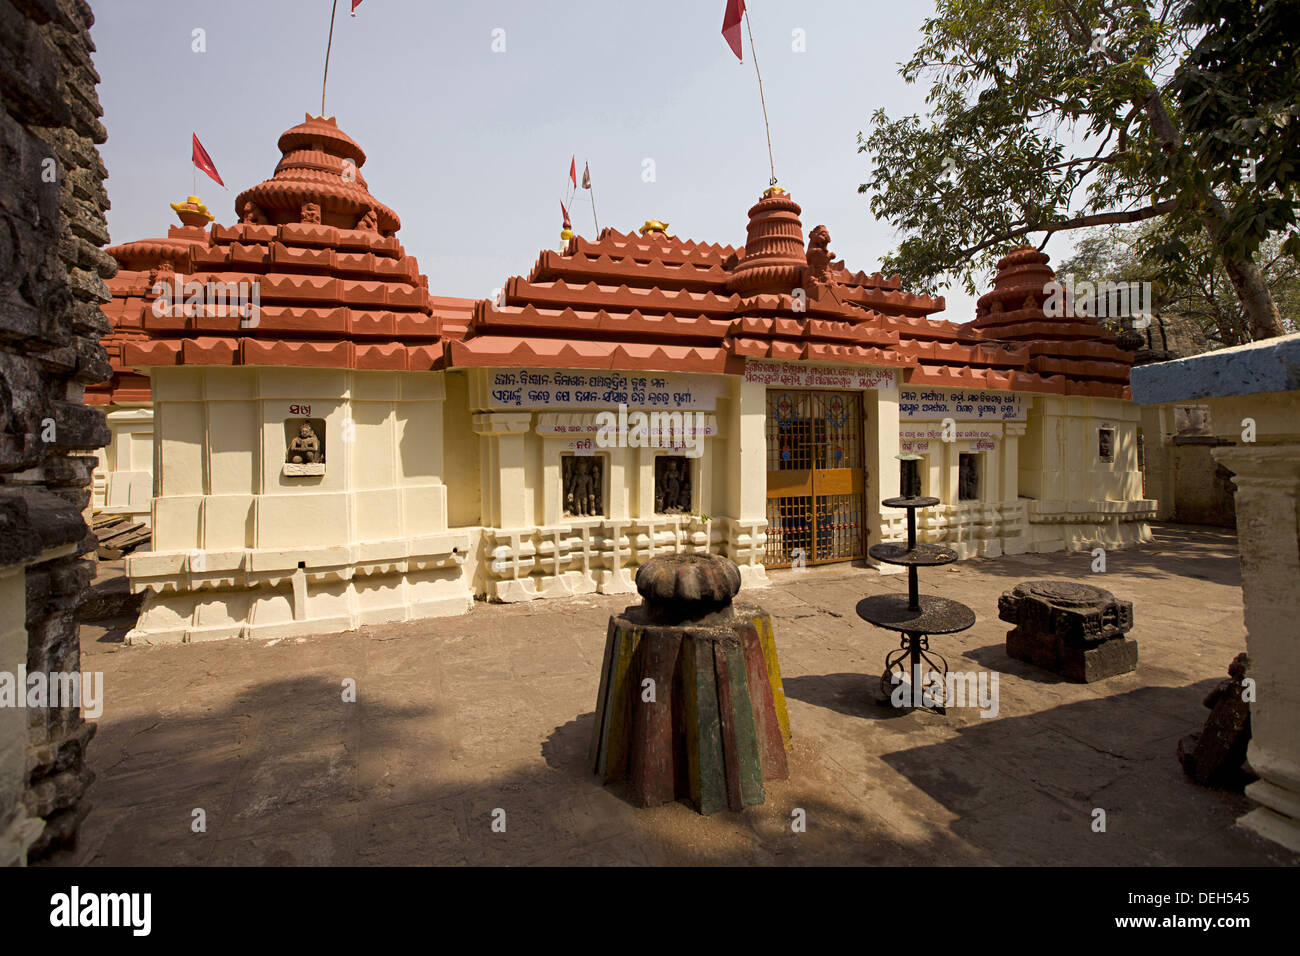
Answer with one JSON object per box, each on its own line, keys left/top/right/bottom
{"left": 0, "top": 0, "right": 114, "bottom": 862}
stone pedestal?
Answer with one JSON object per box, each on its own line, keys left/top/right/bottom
{"left": 999, "top": 580, "right": 1137, "bottom": 682}
{"left": 589, "top": 554, "right": 790, "bottom": 814}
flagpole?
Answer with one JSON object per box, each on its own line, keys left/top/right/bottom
{"left": 743, "top": 9, "right": 778, "bottom": 186}
{"left": 585, "top": 160, "right": 601, "bottom": 235}
{"left": 315, "top": 0, "right": 335, "bottom": 117}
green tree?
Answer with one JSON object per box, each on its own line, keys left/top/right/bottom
{"left": 859, "top": 0, "right": 1297, "bottom": 340}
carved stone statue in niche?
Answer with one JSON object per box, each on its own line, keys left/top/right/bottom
{"left": 1098, "top": 428, "right": 1115, "bottom": 462}
{"left": 301, "top": 202, "right": 322, "bottom": 225}
{"left": 563, "top": 457, "right": 602, "bottom": 517}
{"left": 287, "top": 421, "right": 323, "bottom": 464}
{"left": 356, "top": 205, "right": 379, "bottom": 232}
{"left": 655, "top": 456, "right": 691, "bottom": 514}
{"left": 958, "top": 453, "right": 979, "bottom": 501}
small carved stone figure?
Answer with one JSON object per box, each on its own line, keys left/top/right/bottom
{"left": 301, "top": 202, "right": 322, "bottom": 225}
{"left": 565, "top": 457, "right": 601, "bottom": 517}
{"left": 655, "top": 457, "right": 690, "bottom": 513}
{"left": 241, "top": 201, "right": 269, "bottom": 225}
{"left": 1178, "top": 653, "right": 1254, "bottom": 789}
{"left": 804, "top": 224, "right": 840, "bottom": 304}
{"left": 287, "top": 422, "right": 322, "bottom": 464}
{"left": 357, "top": 206, "right": 379, "bottom": 232}
{"left": 958, "top": 453, "right": 979, "bottom": 501}
{"left": 1098, "top": 428, "right": 1115, "bottom": 461}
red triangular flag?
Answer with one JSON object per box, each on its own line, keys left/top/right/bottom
{"left": 722, "top": 0, "right": 745, "bottom": 61}
{"left": 569, "top": 156, "right": 577, "bottom": 189}
{"left": 560, "top": 201, "right": 572, "bottom": 230}
{"left": 351, "top": 0, "right": 363, "bottom": 13}
{"left": 191, "top": 133, "right": 224, "bottom": 187}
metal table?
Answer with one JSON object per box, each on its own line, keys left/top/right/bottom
{"left": 856, "top": 495, "right": 975, "bottom": 712}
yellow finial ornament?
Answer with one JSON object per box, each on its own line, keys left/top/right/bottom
{"left": 170, "top": 194, "right": 214, "bottom": 223}
{"left": 639, "top": 219, "right": 673, "bottom": 237}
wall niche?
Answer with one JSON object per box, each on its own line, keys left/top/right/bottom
{"left": 562, "top": 454, "right": 605, "bottom": 517}
{"left": 654, "top": 455, "right": 692, "bottom": 514}
{"left": 283, "top": 418, "right": 327, "bottom": 476}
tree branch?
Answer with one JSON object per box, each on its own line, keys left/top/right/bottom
{"left": 957, "top": 199, "right": 1178, "bottom": 259}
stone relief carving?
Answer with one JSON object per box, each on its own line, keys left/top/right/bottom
{"left": 654, "top": 456, "right": 691, "bottom": 514}
{"left": 301, "top": 202, "right": 322, "bottom": 224}
{"left": 357, "top": 205, "right": 379, "bottom": 232}
{"left": 563, "top": 456, "right": 602, "bottom": 517}
{"left": 958, "top": 453, "right": 980, "bottom": 501}
{"left": 287, "top": 421, "right": 323, "bottom": 464}
{"left": 1098, "top": 428, "right": 1115, "bottom": 462}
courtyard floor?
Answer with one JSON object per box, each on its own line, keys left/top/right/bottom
{"left": 45, "top": 523, "right": 1299, "bottom": 866}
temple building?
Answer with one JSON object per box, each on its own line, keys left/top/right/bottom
{"left": 94, "top": 114, "right": 1155, "bottom": 643}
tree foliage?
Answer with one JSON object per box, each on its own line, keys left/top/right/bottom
{"left": 859, "top": 0, "right": 1298, "bottom": 339}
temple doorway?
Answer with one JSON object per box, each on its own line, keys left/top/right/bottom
{"left": 762, "top": 389, "right": 867, "bottom": 568}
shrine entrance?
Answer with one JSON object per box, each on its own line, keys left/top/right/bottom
{"left": 763, "top": 389, "right": 867, "bottom": 568}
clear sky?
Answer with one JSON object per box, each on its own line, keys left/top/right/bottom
{"left": 91, "top": 0, "right": 1030, "bottom": 321}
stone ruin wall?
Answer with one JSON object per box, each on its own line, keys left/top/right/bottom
{"left": 0, "top": 0, "right": 113, "bottom": 862}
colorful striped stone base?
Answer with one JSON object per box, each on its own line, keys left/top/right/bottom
{"left": 589, "top": 604, "right": 791, "bottom": 814}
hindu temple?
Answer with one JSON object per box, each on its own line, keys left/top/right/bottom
{"left": 91, "top": 115, "right": 1155, "bottom": 643}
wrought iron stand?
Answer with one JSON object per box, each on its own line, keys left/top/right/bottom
{"left": 856, "top": 495, "right": 975, "bottom": 713}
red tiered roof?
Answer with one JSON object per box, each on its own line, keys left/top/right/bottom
{"left": 92, "top": 122, "right": 1132, "bottom": 400}
{"left": 963, "top": 246, "right": 1133, "bottom": 398}
{"left": 452, "top": 189, "right": 1130, "bottom": 396}
{"left": 98, "top": 115, "right": 473, "bottom": 380}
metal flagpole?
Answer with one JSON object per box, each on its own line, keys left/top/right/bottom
{"left": 585, "top": 161, "right": 601, "bottom": 235}
{"left": 743, "top": 8, "right": 778, "bottom": 186}
{"left": 321, "top": 0, "right": 340, "bottom": 117}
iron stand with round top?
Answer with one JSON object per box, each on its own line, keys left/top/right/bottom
{"left": 856, "top": 495, "right": 975, "bottom": 713}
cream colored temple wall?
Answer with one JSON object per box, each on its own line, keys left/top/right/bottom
{"left": 1139, "top": 404, "right": 1176, "bottom": 521}
{"left": 90, "top": 405, "right": 154, "bottom": 528}
{"left": 1018, "top": 395, "right": 1156, "bottom": 552}
{"left": 887, "top": 385, "right": 1031, "bottom": 558}
{"left": 125, "top": 366, "right": 471, "bottom": 643}
{"left": 463, "top": 368, "right": 768, "bottom": 602}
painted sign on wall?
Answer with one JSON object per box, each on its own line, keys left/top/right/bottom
{"left": 898, "top": 386, "right": 1027, "bottom": 421}
{"left": 489, "top": 369, "right": 723, "bottom": 410}
{"left": 899, "top": 426, "right": 1001, "bottom": 442}
{"left": 743, "top": 361, "right": 897, "bottom": 391}
{"left": 900, "top": 438, "right": 998, "bottom": 454}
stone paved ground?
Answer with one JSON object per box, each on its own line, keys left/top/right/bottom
{"left": 44, "top": 523, "right": 1300, "bottom": 866}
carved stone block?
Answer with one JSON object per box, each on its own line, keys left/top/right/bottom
{"left": 999, "top": 580, "right": 1137, "bottom": 681}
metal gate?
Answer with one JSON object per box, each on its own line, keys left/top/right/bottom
{"left": 763, "top": 390, "right": 866, "bottom": 568}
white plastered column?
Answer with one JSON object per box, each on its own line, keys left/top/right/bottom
{"left": 1214, "top": 443, "right": 1300, "bottom": 852}
{"left": 868, "top": 385, "right": 905, "bottom": 572}
{"left": 725, "top": 378, "right": 769, "bottom": 587}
